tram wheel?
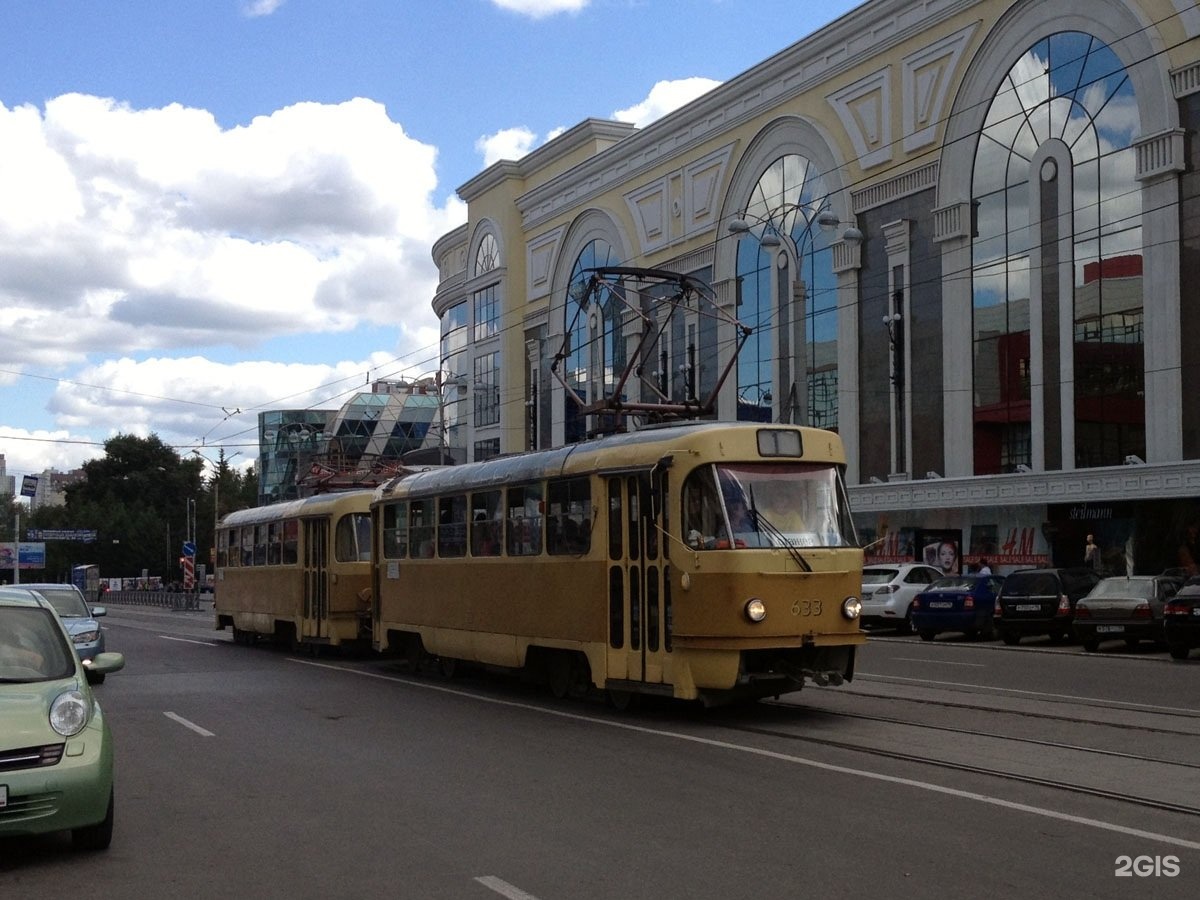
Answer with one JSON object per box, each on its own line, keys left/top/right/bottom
{"left": 607, "top": 689, "right": 637, "bottom": 712}
{"left": 547, "top": 653, "right": 572, "bottom": 699}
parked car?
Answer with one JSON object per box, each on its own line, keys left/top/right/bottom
{"left": 994, "top": 567, "right": 1103, "bottom": 645}
{"left": 1164, "top": 581, "right": 1200, "bottom": 660}
{"left": 860, "top": 563, "right": 944, "bottom": 633}
{"left": 1073, "top": 574, "right": 1182, "bottom": 652}
{"left": 0, "top": 586, "right": 125, "bottom": 850}
{"left": 910, "top": 574, "right": 1006, "bottom": 641}
{"left": 8, "top": 583, "right": 109, "bottom": 680}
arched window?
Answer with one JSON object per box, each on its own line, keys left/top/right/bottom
{"left": 972, "top": 32, "right": 1142, "bottom": 473}
{"left": 474, "top": 233, "right": 499, "bottom": 276}
{"left": 733, "top": 155, "right": 837, "bottom": 427}
{"left": 563, "top": 239, "right": 622, "bottom": 443}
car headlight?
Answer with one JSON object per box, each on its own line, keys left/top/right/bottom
{"left": 49, "top": 690, "right": 90, "bottom": 737}
{"left": 842, "top": 596, "right": 862, "bottom": 620}
{"left": 744, "top": 598, "right": 767, "bottom": 622}
{"left": 73, "top": 630, "right": 100, "bottom": 644}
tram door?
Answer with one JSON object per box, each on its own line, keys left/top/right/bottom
{"left": 609, "top": 472, "right": 671, "bottom": 684}
{"left": 301, "top": 517, "right": 329, "bottom": 639}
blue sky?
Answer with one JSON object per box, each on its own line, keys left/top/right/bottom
{"left": 0, "top": 0, "right": 860, "bottom": 484}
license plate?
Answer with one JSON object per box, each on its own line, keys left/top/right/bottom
{"left": 1096, "top": 625, "right": 1124, "bottom": 633}
{"left": 0, "top": 784, "right": 6, "bottom": 808}
{"left": 1193, "top": 608, "right": 1200, "bottom": 617}
{"left": 1015, "top": 604, "right": 1041, "bottom": 612}
{"left": 929, "top": 601, "right": 953, "bottom": 609}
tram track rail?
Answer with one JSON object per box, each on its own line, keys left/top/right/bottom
{"left": 724, "top": 710, "right": 1200, "bottom": 818}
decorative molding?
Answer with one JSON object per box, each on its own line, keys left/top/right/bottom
{"left": 901, "top": 22, "right": 979, "bottom": 153}
{"left": 826, "top": 66, "right": 893, "bottom": 170}
{"left": 851, "top": 161, "right": 938, "bottom": 212}
{"left": 1172, "top": 0, "right": 1200, "bottom": 40}
{"left": 526, "top": 227, "right": 567, "bottom": 302}
{"left": 882, "top": 218, "right": 911, "bottom": 256}
{"left": 932, "top": 201, "right": 975, "bottom": 243}
{"left": 622, "top": 143, "right": 733, "bottom": 256}
{"left": 831, "top": 239, "right": 862, "bottom": 274}
{"left": 1171, "top": 61, "right": 1200, "bottom": 98}
{"left": 1134, "top": 128, "right": 1187, "bottom": 182}
{"left": 850, "top": 461, "right": 1200, "bottom": 512}
{"left": 626, "top": 179, "right": 670, "bottom": 253}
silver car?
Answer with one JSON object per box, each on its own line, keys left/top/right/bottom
{"left": 860, "top": 563, "right": 944, "bottom": 633}
{"left": 7, "top": 584, "right": 109, "bottom": 680}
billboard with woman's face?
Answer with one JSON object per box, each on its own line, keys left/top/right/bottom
{"left": 919, "top": 530, "right": 962, "bottom": 576}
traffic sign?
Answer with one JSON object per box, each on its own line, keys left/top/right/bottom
{"left": 20, "top": 475, "right": 38, "bottom": 498}
{"left": 183, "top": 541, "right": 197, "bottom": 557}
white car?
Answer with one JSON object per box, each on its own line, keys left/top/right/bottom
{"left": 860, "top": 563, "right": 944, "bottom": 633}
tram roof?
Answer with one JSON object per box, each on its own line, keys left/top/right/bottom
{"left": 219, "top": 487, "right": 376, "bottom": 527}
{"left": 373, "top": 421, "right": 822, "bottom": 501}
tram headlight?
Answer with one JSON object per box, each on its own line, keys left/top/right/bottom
{"left": 841, "top": 596, "right": 862, "bottom": 620}
{"left": 744, "top": 598, "right": 767, "bottom": 623}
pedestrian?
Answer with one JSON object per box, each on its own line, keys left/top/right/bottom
{"left": 977, "top": 558, "right": 992, "bottom": 575}
{"left": 1084, "top": 534, "right": 1101, "bottom": 570}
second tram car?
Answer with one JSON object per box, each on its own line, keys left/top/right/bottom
{"left": 372, "top": 422, "right": 865, "bottom": 705}
{"left": 214, "top": 490, "right": 374, "bottom": 649}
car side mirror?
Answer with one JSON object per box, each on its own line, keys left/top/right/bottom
{"left": 91, "top": 606, "right": 107, "bottom": 617}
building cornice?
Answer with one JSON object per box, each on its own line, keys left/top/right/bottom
{"left": 849, "top": 460, "right": 1200, "bottom": 512}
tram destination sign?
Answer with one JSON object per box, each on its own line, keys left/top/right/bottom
{"left": 26, "top": 529, "right": 98, "bottom": 542}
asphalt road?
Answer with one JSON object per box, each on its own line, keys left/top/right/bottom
{"left": 2, "top": 605, "right": 1197, "bottom": 899}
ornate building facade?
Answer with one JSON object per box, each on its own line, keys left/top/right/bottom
{"left": 428, "top": 0, "right": 1200, "bottom": 575}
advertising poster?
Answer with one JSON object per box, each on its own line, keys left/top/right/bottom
{"left": 0, "top": 542, "right": 47, "bottom": 570}
{"left": 918, "top": 529, "right": 963, "bottom": 577}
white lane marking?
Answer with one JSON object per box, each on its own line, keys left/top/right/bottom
{"left": 857, "top": 672, "right": 1200, "bottom": 714}
{"left": 160, "top": 635, "right": 220, "bottom": 646}
{"left": 164, "top": 712, "right": 215, "bottom": 737}
{"left": 890, "top": 657, "right": 985, "bottom": 667}
{"left": 475, "top": 876, "right": 542, "bottom": 900}
{"left": 290, "top": 659, "right": 1200, "bottom": 852}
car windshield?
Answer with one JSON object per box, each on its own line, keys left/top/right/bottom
{"left": 929, "top": 576, "right": 976, "bottom": 590}
{"left": 1087, "top": 578, "right": 1157, "bottom": 599}
{"left": 33, "top": 586, "right": 91, "bottom": 618}
{"left": 1004, "top": 574, "right": 1060, "bottom": 595}
{"left": 0, "top": 607, "right": 77, "bottom": 682}
{"left": 863, "top": 569, "right": 898, "bottom": 585}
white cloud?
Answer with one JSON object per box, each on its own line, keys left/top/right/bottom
{"left": 488, "top": 0, "right": 588, "bottom": 18}
{"left": 612, "top": 77, "right": 722, "bottom": 128}
{"left": 241, "top": 0, "right": 286, "bottom": 17}
{"left": 0, "top": 93, "right": 464, "bottom": 472}
{"left": 475, "top": 127, "right": 539, "bottom": 167}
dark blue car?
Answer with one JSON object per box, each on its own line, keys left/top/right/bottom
{"left": 910, "top": 574, "right": 1006, "bottom": 641}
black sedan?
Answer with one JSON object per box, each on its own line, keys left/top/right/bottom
{"left": 1072, "top": 574, "right": 1181, "bottom": 653}
{"left": 1164, "top": 582, "right": 1200, "bottom": 661}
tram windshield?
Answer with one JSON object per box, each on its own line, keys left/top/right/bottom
{"left": 683, "top": 462, "right": 856, "bottom": 550}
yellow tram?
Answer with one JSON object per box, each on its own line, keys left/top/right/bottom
{"left": 214, "top": 489, "right": 374, "bottom": 649}
{"left": 372, "top": 422, "right": 866, "bottom": 705}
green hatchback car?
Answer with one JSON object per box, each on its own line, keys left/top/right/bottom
{"left": 0, "top": 586, "right": 125, "bottom": 850}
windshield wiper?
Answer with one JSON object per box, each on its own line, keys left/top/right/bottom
{"left": 748, "top": 486, "right": 812, "bottom": 572}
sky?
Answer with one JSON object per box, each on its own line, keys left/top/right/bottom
{"left": 0, "top": 0, "right": 862, "bottom": 487}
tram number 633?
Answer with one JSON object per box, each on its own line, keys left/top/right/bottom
{"left": 791, "top": 599, "right": 823, "bottom": 617}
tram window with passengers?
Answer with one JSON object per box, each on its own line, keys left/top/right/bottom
{"left": 372, "top": 422, "right": 865, "bottom": 706}
{"left": 214, "top": 489, "right": 374, "bottom": 649}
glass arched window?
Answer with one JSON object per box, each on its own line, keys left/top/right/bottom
{"left": 733, "top": 154, "right": 837, "bottom": 427}
{"left": 563, "top": 239, "right": 622, "bottom": 443}
{"left": 972, "top": 32, "right": 1142, "bottom": 473}
{"left": 475, "top": 233, "right": 499, "bottom": 276}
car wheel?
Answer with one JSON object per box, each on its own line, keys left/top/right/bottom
{"left": 897, "top": 610, "right": 915, "bottom": 636}
{"left": 918, "top": 630, "right": 936, "bottom": 642}
{"left": 1123, "top": 637, "right": 1140, "bottom": 649}
{"left": 1168, "top": 644, "right": 1190, "bottom": 661}
{"left": 72, "top": 788, "right": 114, "bottom": 851}
{"left": 1082, "top": 638, "right": 1100, "bottom": 652}
{"left": 1000, "top": 629, "right": 1020, "bottom": 646}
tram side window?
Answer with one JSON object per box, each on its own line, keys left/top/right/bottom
{"left": 682, "top": 468, "right": 727, "bottom": 550}
{"left": 438, "top": 495, "right": 468, "bottom": 557}
{"left": 253, "top": 524, "right": 268, "bottom": 566}
{"left": 335, "top": 512, "right": 371, "bottom": 562}
{"left": 382, "top": 502, "right": 408, "bottom": 559}
{"left": 267, "top": 522, "right": 282, "bottom": 565}
{"left": 506, "top": 484, "right": 543, "bottom": 556}
{"left": 409, "top": 499, "right": 435, "bottom": 558}
{"left": 217, "top": 528, "right": 231, "bottom": 568}
{"left": 282, "top": 519, "right": 299, "bottom": 565}
{"left": 547, "top": 477, "right": 592, "bottom": 555}
{"left": 471, "top": 490, "right": 502, "bottom": 557}
{"left": 241, "top": 527, "right": 253, "bottom": 566}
